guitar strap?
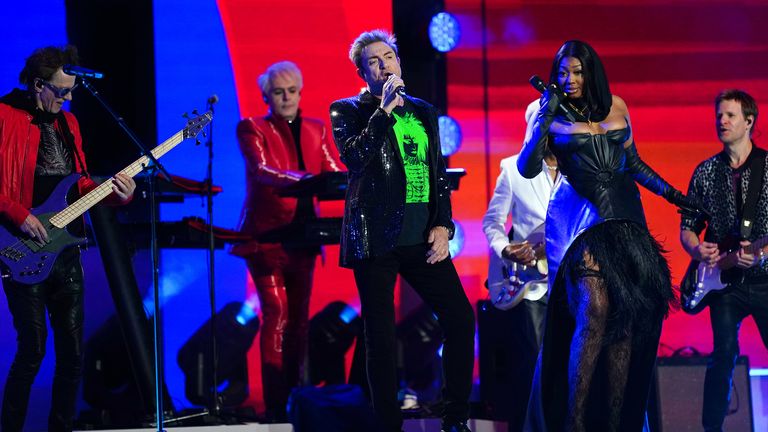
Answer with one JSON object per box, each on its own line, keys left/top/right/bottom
{"left": 740, "top": 146, "right": 767, "bottom": 239}
{"left": 56, "top": 112, "right": 91, "bottom": 179}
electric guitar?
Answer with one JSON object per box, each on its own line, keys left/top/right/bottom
{"left": 0, "top": 112, "right": 212, "bottom": 285}
{"left": 680, "top": 234, "right": 768, "bottom": 314}
{"left": 487, "top": 224, "right": 548, "bottom": 311}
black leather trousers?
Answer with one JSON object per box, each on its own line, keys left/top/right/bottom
{"left": 1, "top": 248, "right": 84, "bottom": 432}
{"left": 703, "top": 280, "right": 768, "bottom": 432}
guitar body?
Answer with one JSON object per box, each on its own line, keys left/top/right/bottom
{"left": 0, "top": 174, "right": 86, "bottom": 285}
{"left": 680, "top": 260, "right": 717, "bottom": 314}
{"left": 488, "top": 225, "right": 548, "bottom": 311}
{"left": 680, "top": 238, "right": 751, "bottom": 314}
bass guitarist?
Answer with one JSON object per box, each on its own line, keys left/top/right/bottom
{"left": 0, "top": 46, "right": 135, "bottom": 432}
{"left": 481, "top": 102, "right": 558, "bottom": 432}
{"left": 680, "top": 89, "right": 768, "bottom": 432}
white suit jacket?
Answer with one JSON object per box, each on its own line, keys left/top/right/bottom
{"left": 482, "top": 154, "right": 555, "bottom": 287}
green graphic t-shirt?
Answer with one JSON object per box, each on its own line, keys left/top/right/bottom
{"left": 393, "top": 109, "right": 430, "bottom": 203}
{"left": 392, "top": 105, "right": 431, "bottom": 245}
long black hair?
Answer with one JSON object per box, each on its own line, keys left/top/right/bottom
{"left": 548, "top": 40, "right": 612, "bottom": 123}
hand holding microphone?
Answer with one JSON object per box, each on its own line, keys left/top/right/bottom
{"left": 529, "top": 75, "right": 575, "bottom": 123}
{"left": 380, "top": 74, "right": 405, "bottom": 114}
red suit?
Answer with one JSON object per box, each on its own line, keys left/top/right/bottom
{"left": 0, "top": 92, "right": 101, "bottom": 225}
{"left": 232, "top": 113, "right": 341, "bottom": 419}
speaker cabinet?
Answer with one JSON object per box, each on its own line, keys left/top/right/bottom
{"left": 651, "top": 356, "right": 754, "bottom": 432}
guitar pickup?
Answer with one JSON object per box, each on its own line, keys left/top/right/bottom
{"left": 0, "top": 248, "right": 24, "bottom": 261}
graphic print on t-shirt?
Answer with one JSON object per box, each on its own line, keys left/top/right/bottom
{"left": 393, "top": 110, "right": 430, "bottom": 203}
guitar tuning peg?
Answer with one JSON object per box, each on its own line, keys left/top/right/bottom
{"left": 202, "top": 131, "right": 207, "bottom": 138}
{"left": 192, "top": 109, "right": 199, "bottom": 115}
{"left": 195, "top": 138, "right": 201, "bottom": 146}
{"left": 182, "top": 112, "right": 190, "bottom": 120}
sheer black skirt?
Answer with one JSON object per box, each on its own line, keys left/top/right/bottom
{"left": 526, "top": 220, "right": 676, "bottom": 431}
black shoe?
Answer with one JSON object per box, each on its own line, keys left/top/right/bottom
{"left": 441, "top": 421, "right": 472, "bottom": 432}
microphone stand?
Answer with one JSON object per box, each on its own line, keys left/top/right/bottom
{"left": 204, "top": 96, "right": 221, "bottom": 418}
{"left": 200, "top": 96, "right": 259, "bottom": 425}
{"left": 79, "top": 77, "right": 175, "bottom": 432}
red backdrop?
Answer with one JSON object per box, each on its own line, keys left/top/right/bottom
{"left": 218, "top": 0, "right": 768, "bottom": 410}
{"left": 444, "top": 0, "right": 768, "bottom": 367}
{"left": 217, "top": 0, "right": 393, "bottom": 410}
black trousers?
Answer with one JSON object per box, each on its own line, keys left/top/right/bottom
{"left": 353, "top": 244, "right": 475, "bottom": 432}
{"left": 1, "top": 248, "right": 84, "bottom": 432}
{"left": 703, "top": 280, "right": 768, "bottom": 432}
{"left": 514, "top": 297, "right": 546, "bottom": 432}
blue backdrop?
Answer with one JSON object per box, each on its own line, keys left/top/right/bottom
{"left": 0, "top": 1, "right": 251, "bottom": 429}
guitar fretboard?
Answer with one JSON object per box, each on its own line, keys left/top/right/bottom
{"left": 49, "top": 129, "right": 187, "bottom": 228}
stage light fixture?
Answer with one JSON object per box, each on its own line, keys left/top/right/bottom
{"left": 308, "top": 302, "right": 363, "bottom": 386}
{"left": 429, "top": 12, "right": 461, "bottom": 53}
{"left": 177, "top": 302, "right": 260, "bottom": 407}
{"left": 439, "top": 115, "right": 462, "bottom": 156}
{"left": 396, "top": 304, "right": 444, "bottom": 399}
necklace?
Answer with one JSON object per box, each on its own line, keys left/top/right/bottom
{"left": 545, "top": 164, "right": 558, "bottom": 171}
{"left": 568, "top": 102, "right": 592, "bottom": 125}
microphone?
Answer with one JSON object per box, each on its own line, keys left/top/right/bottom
{"left": 395, "top": 86, "right": 406, "bottom": 97}
{"left": 207, "top": 94, "right": 219, "bottom": 105}
{"left": 529, "top": 75, "right": 575, "bottom": 123}
{"left": 63, "top": 65, "right": 104, "bottom": 79}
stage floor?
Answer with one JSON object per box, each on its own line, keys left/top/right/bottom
{"left": 78, "top": 418, "right": 504, "bottom": 432}
{"left": 75, "top": 374, "right": 768, "bottom": 432}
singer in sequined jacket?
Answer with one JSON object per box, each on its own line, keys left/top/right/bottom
{"left": 329, "top": 90, "right": 454, "bottom": 267}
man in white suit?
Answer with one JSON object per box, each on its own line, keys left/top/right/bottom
{"left": 481, "top": 103, "right": 558, "bottom": 432}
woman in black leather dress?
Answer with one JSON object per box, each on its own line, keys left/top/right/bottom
{"left": 517, "top": 40, "right": 698, "bottom": 431}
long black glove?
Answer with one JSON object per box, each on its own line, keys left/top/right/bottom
{"left": 625, "top": 142, "right": 706, "bottom": 218}
{"left": 517, "top": 85, "right": 564, "bottom": 179}
{"left": 665, "top": 189, "right": 708, "bottom": 220}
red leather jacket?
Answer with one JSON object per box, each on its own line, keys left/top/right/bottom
{"left": 0, "top": 90, "right": 103, "bottom": 227}
{"left": 233, "top": 113, "right": 342, "bottom": 256}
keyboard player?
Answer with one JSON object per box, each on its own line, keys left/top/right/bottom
{"left": 231, "top": 60, "right": 342, "bottom": 422}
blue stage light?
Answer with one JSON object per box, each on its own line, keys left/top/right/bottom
{"left": 448, "top": 219, "right": 465, "bottom": 258}
{"left": 439, "top": 115, "right": 462, "bottom": 157}
{"left": 236, "top": 302, "right": 258, "bottom": 326}
{"left": 429, "top": 12, "right": 461, "bottom": 53}
{"left": 339, "top": 304, "right": 359, "bottom": 324}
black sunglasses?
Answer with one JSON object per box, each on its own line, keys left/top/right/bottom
{"left": 39, "top": 80, "right": 79, "bottom": 98}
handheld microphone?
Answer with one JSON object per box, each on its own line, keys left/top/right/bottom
{"left": 207, "top": 94, "right": 219, "bottom": 105}
{"left": 529, "top": 75, "right": 575, "bottom": 123}
{"left": 395, "top": 86, "right": 406, "bottom": 97}
{"left": 63, "top": 65, "right": 104, "bottom": 79}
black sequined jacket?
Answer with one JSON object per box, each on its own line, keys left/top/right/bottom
{"left": 330, "top": 91, "right": 454, "bottom": 268}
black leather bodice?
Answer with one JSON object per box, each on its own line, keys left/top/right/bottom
{"left": 550, "top": 127, "right": 646, "bottom": 227}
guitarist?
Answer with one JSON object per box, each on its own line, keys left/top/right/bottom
{"left": 0, "top": 46, "right": 135, "bottom": 432}
{"left": 481, "top": 102, "right": 558, "bottom": 432}
{"left": 680, "top": 89, "right": 768, "bottom": 432}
